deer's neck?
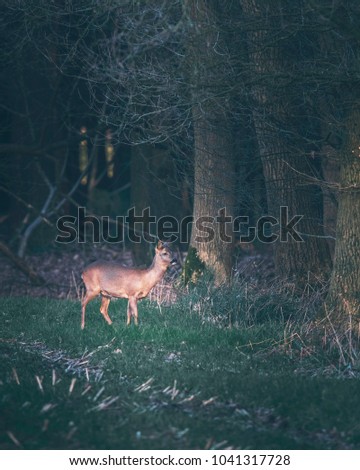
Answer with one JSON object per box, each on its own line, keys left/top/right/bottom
{"left": 146, "top": 258, "right": 167, "bottom": 284}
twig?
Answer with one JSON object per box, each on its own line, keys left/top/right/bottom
{"left": 12, "top": 368, "right": 20, "bottom": 385}
{"left": 0, "top": 240, "right": 45, "bottom": 285}
{"left": 69, "top": 378, "right": 77, "bottom": 394}
{"left": 6, "top": 431, "right": 22, "bottom": 448}
{"left": 35, "top": 375, "right": 44, "bottom": 393}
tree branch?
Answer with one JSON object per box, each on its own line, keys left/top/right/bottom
{"left": 0, "top": 240, "right": 45, "bottom": 285}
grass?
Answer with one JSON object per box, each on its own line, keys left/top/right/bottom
{"left": 0, "top": 290, "right": 360, "bottom": 450}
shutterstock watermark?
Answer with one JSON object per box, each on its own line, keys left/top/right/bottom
{"left": 55, "top": 206, "right": 304, "bottom": 245}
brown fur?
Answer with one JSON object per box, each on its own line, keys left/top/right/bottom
{"left": 81, "top": 241, "right": 176, "bottom": 329}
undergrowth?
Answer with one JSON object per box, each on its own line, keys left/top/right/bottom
{"left": 175, "top": 275, "right": 360, "bottom": 371}
{"left": 0, "top": 280, "right": 360, "bottom": 450}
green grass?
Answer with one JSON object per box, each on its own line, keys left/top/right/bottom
{"left": 0, "top": 295, "right": 360, "bottom": 450}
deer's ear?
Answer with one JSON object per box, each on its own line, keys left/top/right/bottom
{"left": 157, "top": 240, "right": 164, "bottom": 250}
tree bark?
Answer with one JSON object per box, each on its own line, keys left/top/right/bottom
{"left": 190, "top": 107, "right": 236, "bottom": 284}
{"left": 326, "top": 107, "right": 360, "bottom": 317}
{"left": 185, "top": 0, "right": 236, "bottom": 285}
{"left": 240, "top": 0, "right": 332, "bottom": 287}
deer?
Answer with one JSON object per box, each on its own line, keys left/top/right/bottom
{"left": 81, "top": 240, "right": 177, "bottom": 329}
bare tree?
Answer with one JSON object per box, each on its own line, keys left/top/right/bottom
{"left": 240, "top": 0, "right": 332, "bottom": 287}
{"left": 314, "top": 1, "right": 360, "bottom": 318}
{"left": 182, "top": 0, "right": 238, "bottom": 284}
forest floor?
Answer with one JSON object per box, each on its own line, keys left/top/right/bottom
{"left": 0, "top": 244, "right": 275, "bottom": 300}
{"left": 0, "top": 245, "right": 359, "bottom": 449}
{"left": 0, "top": 291, "right": 360, "bottom": 450}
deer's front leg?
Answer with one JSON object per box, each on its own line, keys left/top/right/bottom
{"left": 128, "top": 297, "right": 139, "bottom": 326}
{"left": 126, "top": 300, "right": 132, "bottom": 325}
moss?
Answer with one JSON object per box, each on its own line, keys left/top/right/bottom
{"left": 182, "top": 245, "right": 206, "bottom": 285}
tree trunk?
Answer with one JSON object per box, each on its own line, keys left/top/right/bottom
{"left": 240, "top": 0, "right": 332, "bottom": 287}
{"left": 321, "top": 145, "right": 339, "bottom": 258}
{"left": 185, "top": 0, "right": 236, "bottom": 285}
{"left": 326, "top": 107, "right": 360, "bottom": 317}
{"left": 190, "top": 108, "right": 235, "bottom": 284}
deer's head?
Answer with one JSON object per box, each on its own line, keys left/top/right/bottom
{"left": 155, "top": 240, "right": 177, "bottom": 267}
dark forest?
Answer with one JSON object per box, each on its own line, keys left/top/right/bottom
{"left": 1, "top": 0, "right": 360, "bottom": 452}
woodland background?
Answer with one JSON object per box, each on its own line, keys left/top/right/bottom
{"left": 2, "top": 0, "right": 360, "bottom": 451}
{"left": 0, "top": 0, "right": 359, "bottom": 321}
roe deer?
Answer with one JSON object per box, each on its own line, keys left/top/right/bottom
{"left": 81, "top": 241, "right": 176, "bottom": 329}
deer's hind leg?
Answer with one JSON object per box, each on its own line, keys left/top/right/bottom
{"left": 100, "top": 295, "right": 112, "bottom": 325}
{"left": 81, "top": 290, "right": 98, "bottom": 330}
